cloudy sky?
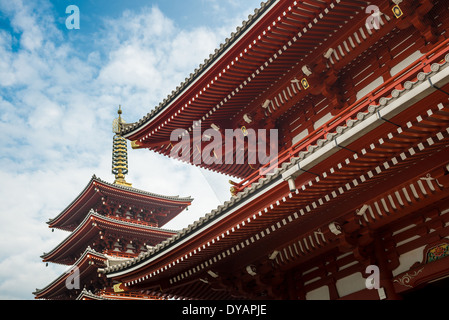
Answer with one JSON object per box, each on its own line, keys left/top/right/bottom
{"left": 0, "top": 0, "right": 263, "bottom": 300}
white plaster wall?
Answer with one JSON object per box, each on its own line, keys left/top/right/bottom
{"left": 390, "top": 50, "right": 424, "bottom": 77}
{"left": 306, "top": 285, "right": 330, "bottom": 300}
{"left": 335, "top": 272, "right": 366, "bottom": 297}
{"left": 313, "top": 112, "right": 333, "bottom": 130}
{"left": 356, "top": 76, "right": 384, "bottom": 101}
{"left": 392, "top": 245, "right": 426, "bottom": 277}
{"left": 292, "top": 128, "right": 309, "bottom": 145}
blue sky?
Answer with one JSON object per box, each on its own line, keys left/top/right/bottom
{"left": 0, "top": 0, "right": 262, "bottom": 300}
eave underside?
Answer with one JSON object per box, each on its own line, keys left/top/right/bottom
{"left": 125, "top": 0, "right": 448, "bottom": 179}
{"left": 49, "top": 176, "right": 192, "bottom": 231}
{"left": 42, "top": 211, "right": 177, "bottom": 265}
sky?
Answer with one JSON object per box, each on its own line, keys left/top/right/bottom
{"left": 0, "top": 0, "right": 263, "bottom": 300}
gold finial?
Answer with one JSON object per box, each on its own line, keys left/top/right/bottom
{"left": 112, "top": 106, "right": 132, "bottom": 187}
{"left": 112, "top": 105, "right": 124, "bottom": 134}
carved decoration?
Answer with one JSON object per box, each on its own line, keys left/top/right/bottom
{"left": 329, "top": 222, "right": 342, "bottom": 235}
{"left": 394, "top": 267, "right": 424, "bottom": 288}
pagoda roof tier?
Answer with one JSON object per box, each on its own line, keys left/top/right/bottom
{"left": 101, "top": 57, "right": 449, "bottom": 298}
{"left": 42, "top": 209, "right": 178, "bottom": 265}
{"left": 121, "top": 0, "right": 447, "bottom": 178}
{"left": 34, "top": 248, "right": 107, "bottom": 300}
{"left": 48, "top": 175, "right": 192, "bottom": 231}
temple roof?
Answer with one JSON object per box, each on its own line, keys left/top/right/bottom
{"left": 48, "top": 175, "right": 192, "bottom": 231}
{"left": 102, "top": 48, "right": 449, "bottom": 283}
{"left": 34, "top": 248, "right": 107, "bottom": 300}
{"left": 119, "top": 0, "right": 448, "bottom": 180}
{"left": 117, "top": 0, "right": 406, "bottom": 179}
{"left": 42, "top": 209, "right": 178, "bottom": 265}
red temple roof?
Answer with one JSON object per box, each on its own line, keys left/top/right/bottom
{"left": 34, "top": 248, "right": 107, "bottom": 300}
{"left": 103, "top": 85, "right": 449, "bottom": 298}
{"left": 120, "top": 0, "right": 448, "bottom": 190}
{"left": 48, "top": 175, "right": 192, "bottom": 231}
{"left": 42, "top": 209, "right": 178, "bottom": 265}
{"left": 120, "top": 0, "right": 439, "bottom": 179}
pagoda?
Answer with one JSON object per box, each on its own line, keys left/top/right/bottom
{"left": 34, "top": 108, "right": 192, "bottom": 300}
{"left": 99, "top": 0, "right": 449, "bottom": 300}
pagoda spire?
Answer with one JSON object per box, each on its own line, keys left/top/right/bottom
{"left": 112, "top": 106, "right": 132, "bottom": 187}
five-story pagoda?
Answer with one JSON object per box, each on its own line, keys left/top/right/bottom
{"left": 33, "top": 108, "right": 193, "bottom": 300}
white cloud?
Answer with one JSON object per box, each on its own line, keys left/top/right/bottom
{"left": 94, "top": 6, "right": 228, "bottom": 117}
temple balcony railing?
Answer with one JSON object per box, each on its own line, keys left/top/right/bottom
{"left": 234, "top": 37, "right": 449, "bottom": 195}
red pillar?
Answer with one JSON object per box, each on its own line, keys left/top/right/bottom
{"left": 374, "top": 236, "right": 402, "bottom": 300}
